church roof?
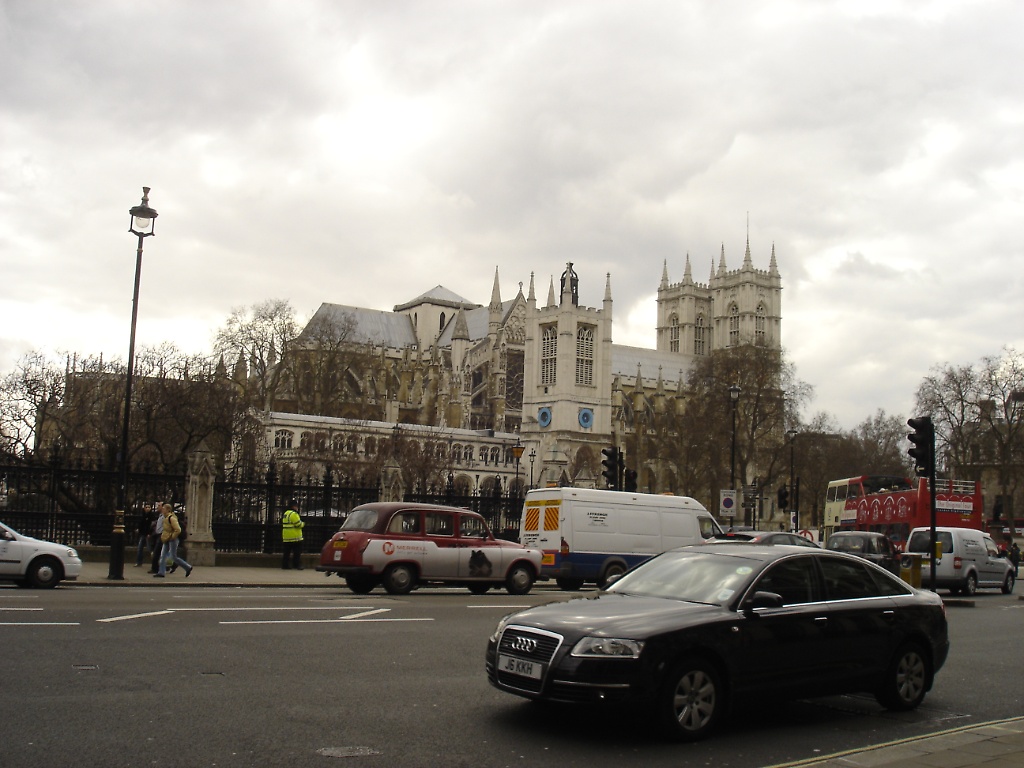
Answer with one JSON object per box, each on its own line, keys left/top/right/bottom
{"left": 304, "top": 303, "right": 418, "bottom": 348}
{"left": 436, "top": 299, "right": 518, "bottom": 345}
{"left": 611, "top": 345, "right": 693, "bottom": 385}
{"left": 393, "top": 285, "right": 477, "bottom": 312}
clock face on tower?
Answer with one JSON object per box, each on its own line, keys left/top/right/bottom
{"left": 578, "top": 408, "right": 594, "bottom": 429}
{"left": 537, "top": 407, "right": 552, "bottom": 428}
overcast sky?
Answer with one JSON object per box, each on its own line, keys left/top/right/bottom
{"left": 2, "top": 0, "right": 1022, "bottom": 430}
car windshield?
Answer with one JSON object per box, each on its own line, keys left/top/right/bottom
{"left": 605, "top": 550, "right": 761, "bottom": 605}
{"left": 340, "top": 508, "right": 379, "bottom": 531}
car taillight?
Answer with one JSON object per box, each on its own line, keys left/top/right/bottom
{"left": 953, "top": 556, "right": 962, "bottom": 570}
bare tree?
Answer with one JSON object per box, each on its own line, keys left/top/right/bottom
{"left": 214, "top": 299, "right": 298, "bottom": 411}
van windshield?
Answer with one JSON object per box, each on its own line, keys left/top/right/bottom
{"left": 907, "top": 530, "right": 953, "bottom": 554}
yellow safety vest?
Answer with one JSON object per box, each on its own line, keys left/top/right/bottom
{"left": 282, "top": 509, "right": 304, "bottom": 542}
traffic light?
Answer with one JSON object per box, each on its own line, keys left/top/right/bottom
{"left": 777, "top": 484, "right": 789, "bottom": 509}
{"left": 907, "top": 416, "right": 935, "bottom": 477}
{"left": 601, "top": 447, "right": 621, "bottom": 490}
{"left": 624, "top": 468, "right": 638, "bottom": 493}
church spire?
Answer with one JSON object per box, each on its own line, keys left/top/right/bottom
{"left": 769, "top": 243, "right": 779, "bottom": 275}
{"left": 547, "top": 276, "right": 556, "bottom": 307}
{"left": 528, "top": 271, "right": 536, "bottom": 303}
{"left": 717, "top": 244, "right": 727, "bottom": 276}
{"left": 660, "top": 259, "right": 669, "bottom": 290}
{"left": 604, "top": 272, "right": 612, "bottom": 303}
{"left": 489, "top": 266, "right": 502, "bottom": 310}
{"left": 743, "top": 221, "right": 753, "bottom": 270}
{"left": 683, "top": 252, "right": 693, "bottom": 283}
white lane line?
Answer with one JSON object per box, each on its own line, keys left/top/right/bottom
{"left": 467, "top": 605, "right": 532, "bottom": 609}
{"left": 0, "top": 607, "right": 44, "bottom": 611}
{"left": 220, "top": 617, "right": 433, "bottom": 625}
{"left": 0, "top": 622, "right": 79, "bottom": 626}
{"left": 98, "top": 610, "right": 175, "bottom": 623}
{"left": 170, "top": 606, "right": 358, "bottom": 612}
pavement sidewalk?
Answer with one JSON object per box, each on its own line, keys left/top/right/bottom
{"left": 767, "top": 717, "right": 1024, "bottom": 767}
{"left": 74, "top": 559, "right": 340, "bottom": 587}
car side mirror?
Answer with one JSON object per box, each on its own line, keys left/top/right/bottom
{"left": 744, "top": 591, "right": 784, "bottom": 612}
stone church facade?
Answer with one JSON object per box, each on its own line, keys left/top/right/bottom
{"left": 253, "top": 238, "right": 781, "bottom": 501}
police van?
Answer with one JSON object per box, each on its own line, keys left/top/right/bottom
{"left": 518, "top": 487, "right": 723, "bottom": 590}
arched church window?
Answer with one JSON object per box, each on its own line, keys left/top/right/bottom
{"left": 729, "top": 304, "right": 740, "bottom": 347}
{"left": 541, "top": 325, "right": 557, "bottom": 385}
{"left": 274, "top": 430, "right": 293, "bottom": 450}
{"left": 669, "top": 314, "right": 680, "bottom": 353}
{"left": 694, "top": 315, "right": 706, "bottom": 356}
{"left": 756, "top": 304, "right": 766, "bottom": 345}
{"left": 575, "top": 325, "right": 594, "bottom": 385}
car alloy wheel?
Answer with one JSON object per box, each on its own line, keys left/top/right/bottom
{"left": 876, "top": 641, "right": 930, "bottom": 711}
{"left": 659, "top": 658, "right": 721, "bottom": 741}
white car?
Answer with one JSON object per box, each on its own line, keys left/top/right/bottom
{"left": 0, "top": 521, "right": 83, "bottom": 588}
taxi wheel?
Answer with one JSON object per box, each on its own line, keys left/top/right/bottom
{"left": 1002, "top": 573, "right": 1015, "bottom": 594}
{"left": 505, "top": 564, "right": 534, "bottom": 595}
{"left": 875, "top": 641, "right": 930, "bottom": 711}
{"left": 382, "top": 564, "right": 416, "bottom": 595}
{"left": 28, "top": 557, "right": 62, "bottom": 589}
{"left": 657, "top": 657, "right": 723, "bottom": 741}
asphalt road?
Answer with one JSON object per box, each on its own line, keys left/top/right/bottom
{"left": 1, "top": 584, "right": 1021, "bottom": 768}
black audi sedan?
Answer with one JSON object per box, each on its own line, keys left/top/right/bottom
{"left": 486, "top": 544, "right": 948, "bottom": 741}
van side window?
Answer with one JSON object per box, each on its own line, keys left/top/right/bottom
{"left": 460, "top": 515, "right": 487, "bottom": 538}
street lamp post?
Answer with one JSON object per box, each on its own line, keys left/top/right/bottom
{"left": 787, "top": 429, "right": 798, "bottom": 531}
{"left": 528, "top": 448, "right": 537, "bottom": 489}
{"left": 109, "top": 187, "right": 158, "bottom": 580}
{"left": 512, "top": 437, "right": 525, "bottom": 497}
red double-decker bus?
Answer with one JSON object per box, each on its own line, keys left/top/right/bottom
{"left": 821, "top": 475, "right": 982, "bottom": 550}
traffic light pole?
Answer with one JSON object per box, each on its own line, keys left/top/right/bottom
{"left": 908, "top": 416, "right": 937, "bottom": 592}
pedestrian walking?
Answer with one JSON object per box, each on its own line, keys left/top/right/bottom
{"left": 281, "top": 499, "right": 305, "bottom": 570}
{"left": 133, "top": 505, "right": 151, "bottom": 567}
{"left": 154, "top": 502, "right": 193, "bottom": 578}
{"left": 1010, "top": 541, "right": 1020, "bottom": 577}
{"left": 147, "top": 506, "right": 163, "bottom": 573}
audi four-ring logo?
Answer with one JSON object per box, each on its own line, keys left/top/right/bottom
{"left": 511, "top": 636, "right": 538, "bottom": 653}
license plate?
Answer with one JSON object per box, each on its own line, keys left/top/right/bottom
{"left": 498, "top": 654, "right": 542, "bottom": 680}
{"left": 333, "top": 540, "right": 348, "bottom": 548}
{"left": 541, "top": 553, "right": 555, "bottom": 566}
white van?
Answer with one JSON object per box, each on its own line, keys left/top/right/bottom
{"left": 905, "top": 526, "right": 1014, "bottom": 595}
{"left": 518, "top": 487, "right": 722, "bottom": 590}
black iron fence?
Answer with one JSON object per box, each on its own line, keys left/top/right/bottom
{"left": 0, "top": 459, "right": 184, "bottom": 547}
{"left": 213, "top": 465, "right": 379, "bottom": 553}
{"left": 404, "top": 489, "right": 524, "bottom": 540}
{"left": 0, "top": 458, "right": 523, "bottom": 554}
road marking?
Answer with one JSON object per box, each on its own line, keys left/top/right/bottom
{"left": 0, "top": 622, "right": 79, "bottom": 626}
{"left": 220, "top": 608, "right": 433, "bottom": 625}
{"left": 220, "top": 617, "right": 433, "bottom": 625}
{"left": 467, "top": 605, "right": 532, "bottom": 609}
{"left": 98, "top": 610, "right": 175, "bottom": 623}
{"left": 0, "top": 607, "right": 44, "bottom": 611}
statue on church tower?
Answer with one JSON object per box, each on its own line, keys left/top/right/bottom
{"left": 560, "top": 262, "right": 579, "bottom": 307}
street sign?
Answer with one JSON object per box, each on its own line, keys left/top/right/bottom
{"left": 719, "top": 490, "right": 737, "bottom": 519}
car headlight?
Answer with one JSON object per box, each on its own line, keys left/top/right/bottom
{"left": 570, "top": 637, "right": 644, "bottom": 658}
{"left": 66, "top": 548, "right": 78, "bottom": 559}
{"left": 489, "top": 613, "right": 517, "bottom": 643}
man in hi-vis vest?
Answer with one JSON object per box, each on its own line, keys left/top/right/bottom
{"left": 281, "top": 499, "right": 305, "bottom": 570}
